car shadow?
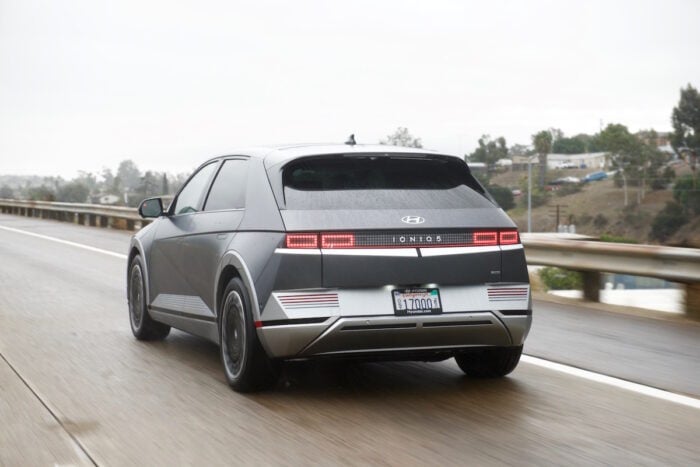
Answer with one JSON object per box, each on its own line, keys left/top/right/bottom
{"left": 148, "top": 330, "right": 531, "bottom": 410}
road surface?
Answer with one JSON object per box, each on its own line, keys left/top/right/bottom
{"left": 0, "top": 214, "right": 698, "bottom": 466}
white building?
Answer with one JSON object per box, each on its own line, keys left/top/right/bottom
{"left": 547, "top": 152, "right": 607, "bottom": 169}
{"left": 98, "top": 194, "right": 120, "bottom": 205}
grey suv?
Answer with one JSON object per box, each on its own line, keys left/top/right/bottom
{"left": 127, "top": 144, "right": 531, "bottom": 392}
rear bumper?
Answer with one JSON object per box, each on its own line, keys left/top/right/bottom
{"left": 257, "top": 284, "right": 532, "bottom": 359}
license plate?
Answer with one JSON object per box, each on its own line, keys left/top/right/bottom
{"left": 392, "top": 288, "right": 442, "bottom": 316}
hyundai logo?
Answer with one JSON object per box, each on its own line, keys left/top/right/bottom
{"left": 401, "top": 216, "right": 425, "bottom": 225}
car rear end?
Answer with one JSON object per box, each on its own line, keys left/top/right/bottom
{"left": 256, "top": 149, "right": 531, "bottom": 362}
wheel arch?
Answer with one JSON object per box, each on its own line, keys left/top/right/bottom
{"left": 127, "top": 239, "right": 151, "bottom": 305}
{"left": 214, "top": 251, "right": 262, "bottom": 322}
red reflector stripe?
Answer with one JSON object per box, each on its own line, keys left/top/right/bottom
{"left": 321, "top": 233, "right": 355, "bottom": 249}
{"left": 487, "top": 288, "right": 528, "bottom": 301}
{"left": 277, "top": 293, "right": 340, "bottom": 309}
{"left": 286, "top": 233, "right": 318, "bottom": 249}
{"left": 255, "top": 320, "right": 263, "bottom": 328}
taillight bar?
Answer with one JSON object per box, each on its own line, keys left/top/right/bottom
{"left": 285, "top": 230, "right": 520, "bottom": 249}
{"left": 499, "top": 230, "right": 519, "bottom": 245}
{"left": 285, "top": 233, "right": 319, "bottom": 249}
{"left": 472, "top": 231, "right": 498, "bottom": 246}
{"left": 320, "top": 233, "right": 355, "bottom": 249}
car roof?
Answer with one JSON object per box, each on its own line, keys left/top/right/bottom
{"left": 202, "top": 143, "right": 462, "bottom": 169}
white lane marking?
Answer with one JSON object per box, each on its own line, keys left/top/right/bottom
{"left": 0, "top": 225, "right": 128, "bottom": 260}
{"left": 522, "top": 355, "right": 700, "bottom": 410}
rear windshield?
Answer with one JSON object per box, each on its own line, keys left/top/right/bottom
{"left": 282, "top": 155, "right": 493, "bottom": 210}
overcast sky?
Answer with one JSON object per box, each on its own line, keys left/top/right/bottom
{"left": 1, "top": 0, "right": 698, "bottom": 178}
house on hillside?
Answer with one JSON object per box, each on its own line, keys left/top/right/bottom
{"left": 546, "top": 152, "right": 606, "bottom": 170}
{"left": 93, "top": 194, "right": 120, "bottom": 205}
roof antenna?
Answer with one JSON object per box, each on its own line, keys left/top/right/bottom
{"left": 345, "top": 134, "right": 356, "bottom": 146}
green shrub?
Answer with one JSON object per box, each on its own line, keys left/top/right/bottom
{"left": 650, "top": 202, "right": 688, "bottom": 242}
{"left": 538, "top": 267, "right": 582, "bottom": 290}
{"left": 521, "top": 188, "right": 550, "bottom": 208}
{"left": 593, "top": 213, "right": 608, "bottom": 228}
{"left": 652, "top": 166, "right": 675, "bottom": 190}
{"left": 487, "top": 185, "right": 515, "bottom": 210}
{"left": 556, "top": 183, "right": 582, "bottom": 197}
{"left": 599, "top": 234, "right": 638, "bottom": 244}
{"left": 578, "top": 213, "right": 593, "bottom": 225}
{"left": 613, "top": 171, "right": 624, "bottom": 188}
{"left": 673, "top": 175, "right": 700, "bottom": 214}
{"left": 622, "top": 205, "right": 650, "bottom": 229}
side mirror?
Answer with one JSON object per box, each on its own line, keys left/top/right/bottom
{"left": 138, "top": 197, "right": 164, "bottom": 219}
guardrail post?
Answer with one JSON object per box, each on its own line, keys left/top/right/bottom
{"left": 77, "top": 213, "right": 85, "bottom": 225}
{"left": 99, "top": 216, "right": 108, "bottom": 228}
{"left": 686, "top": 283, "right": 700, "bottom": 319}
{"left": 582, "top": 271, "right": 601, "bottom": 302}
{"left": 88, "top": 214, "right": 97, "bottom": 226}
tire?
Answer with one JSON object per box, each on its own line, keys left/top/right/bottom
{"left": 128, "top": 256, "right": 170, "bottom": 340}
{"left": 455, "top": 346, "right": 523, "bottom": 378}
{"left": 219, "top": 277, "right": 279, "bottom": 392}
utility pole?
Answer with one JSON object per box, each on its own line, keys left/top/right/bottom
{"left": 548, "top": 204, "right": 568, "bottom": 232}
{"left": 527, "top": 157, "right": 533, "bottom": 233}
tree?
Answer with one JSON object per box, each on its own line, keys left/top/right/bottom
{"left": 101, "top": 168, "right": 119, "bottom": 194}
{"left": 673, "top": 175, "right": 700, "bottom": 215}
{"left": 380, "top": 127, "right": 422, "bottom": 148}
{"left": 161, "top": 173, "right": 169, "bottom": 195}
{"left": 598, "top": 124, "right": 638, "bottom": 206}
{"left": 75, "top": 171, "right": 98, "bottom": 193}
{"left": 0, "top": 185, "right": 13, "bottom": 199}
{"left": 487, "top": 185, "right": 515, "bottom": 210}
{"left": 650, "top": 202, "right": 688, "bottom": 242}
{"left": 116, "top": 160, "right": 142, "bottom": 194}
{"left": 671, "top": 84, "right": 700, "bottom": 153}
{"left": 509, "top": 144, "right": 533, "bottom": 157}
{"left": 573, "top": 133, "right": 604, "bottom": 153}
{"left": 56, "top": 181, "right": 90, "bottom": 203}
{"left": 26, "top": 185, "right": 55, "bottom": 201}
{"left": 552, "top": 137, "right": 586, "bottom": 154}
{"left": 467, "top": 135, "right": 508, "bottom": 167}
{"left": 129, "top": 171, "right": 160, "bottom": 207}
{"left": 532, "top": 130, "right": 552, "bottom": 189}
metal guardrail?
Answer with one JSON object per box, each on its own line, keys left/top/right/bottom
{"left": 522, "top": 234, "right": 700, "bottom": 317}
{"left": 522, "top": 235, "right": 700, "bottom": 283}
{"left": 0, "top": 198, "right": 148, "bottom": 230}
{"left": 1, "top": 199, "right": 698, "bottom": 316}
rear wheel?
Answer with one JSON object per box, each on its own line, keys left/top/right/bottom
{"left": 455, "top": 346, "right": 522, "bottom": 378}
{"left": 128, "top": 256, "right": 170, "bottom": 340}
{"left": 219, "top": 277, "right": 279, "bottom": 392}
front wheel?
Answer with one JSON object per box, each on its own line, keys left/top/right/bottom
{"left": 219, "top": 278, "right": 279, "bottom": 392}
{"left": 455, "top": 346, "right": 523, "bottom": 378}
{"left": 128, "top": 256, "right": 170, "bottom": 340}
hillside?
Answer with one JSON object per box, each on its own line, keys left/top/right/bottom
{"left": 489, "top": 165, "right": 700, "bottom": 246}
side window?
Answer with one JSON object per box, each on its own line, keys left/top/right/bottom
{"left": 204, "top": 159, "right": 249, "bottom": 211}
{"left": 172, "top": 162, "right": 218, "bottom": 215}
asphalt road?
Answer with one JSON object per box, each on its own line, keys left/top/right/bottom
{"left": 1, "top": 214, "right": 699, "bottom": 466}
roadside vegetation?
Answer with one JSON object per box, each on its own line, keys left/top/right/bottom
{"left": 465, "top": 83, "right": 700, "bottom": 247}
{"left": 538, "top": 267, "right": 583, "bottom": 291}
{"left": 0, "top": 160, "right": 188, "bottom": 207}
{"left": 2, "top": 85, "right": 699, "bottom": 246}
